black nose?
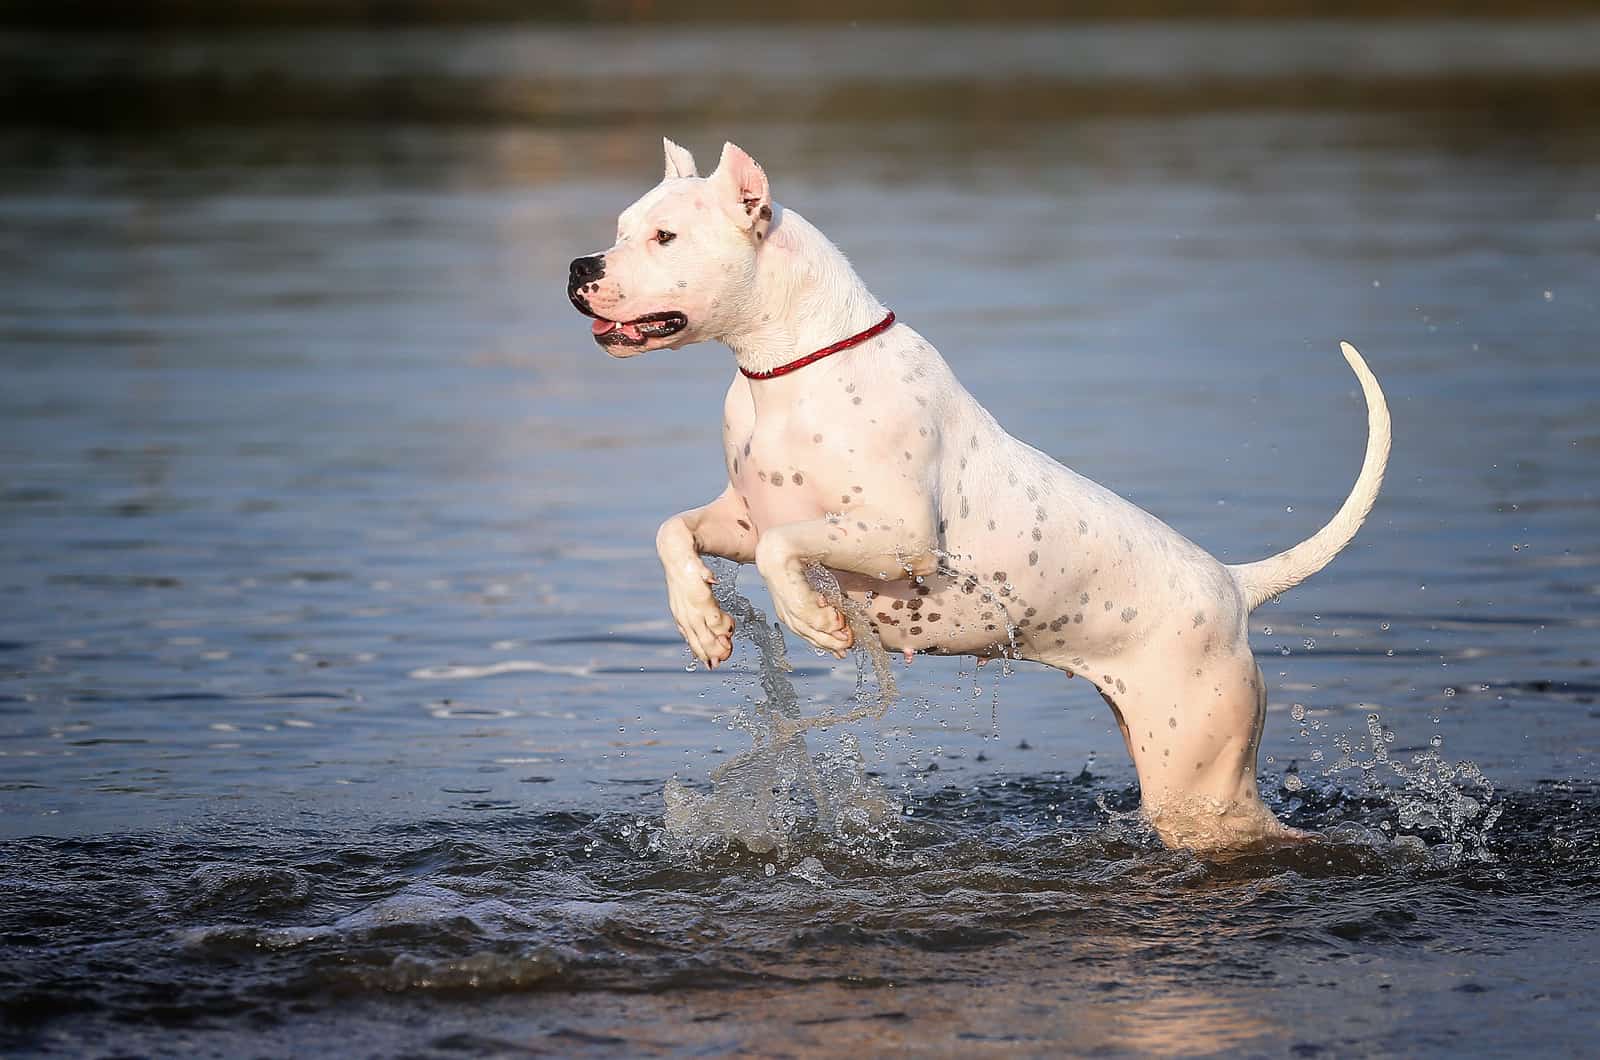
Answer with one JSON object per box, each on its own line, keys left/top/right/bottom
{"left": 569, "top": 255, "right": 605, "bottom": 285}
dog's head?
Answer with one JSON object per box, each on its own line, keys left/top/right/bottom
{"left": 567, "top": 139, "right": 774, "bottom": 357}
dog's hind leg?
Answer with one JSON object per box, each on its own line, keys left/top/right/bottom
{"left": 1094, "top": 648, "right": 1287, "bottom": 851}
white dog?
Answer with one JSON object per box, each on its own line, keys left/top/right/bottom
{"left": 568, "top": 139, "right": 1390, "bottom": 850}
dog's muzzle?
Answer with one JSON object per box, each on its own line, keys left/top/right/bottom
{"left": 569, "top": 254, "right": 604, "bottom": 286}
{"left": 566, "top": 253, "right": 687, "bottom": 348}
{"left": 568, "top": 255, "right": 605, "bottom": 314}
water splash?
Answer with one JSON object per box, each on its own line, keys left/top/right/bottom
{"left": 1319, "top": 710, "right": 1502, "bottom": 865}
{"left": 660, "top": 560, "right": 901, "bottom": 859}
{"left": 1092, "top": 791, "right": 1162, "bottom": 848}
{"left": 934, "top": 546, "right": 1024, "bottom": 664}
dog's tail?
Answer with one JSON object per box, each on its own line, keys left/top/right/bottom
{"left": 1229, "top": 341, "right": 1391, "bottom": 612}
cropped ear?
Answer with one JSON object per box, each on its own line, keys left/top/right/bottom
{"left": 662, "top": 137, "right": 698, "bottom": 180}
{"left": 710, "top": 141, "right": 772, "bottom": 241}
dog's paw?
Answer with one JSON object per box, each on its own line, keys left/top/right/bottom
{"left": 666, "top": 562, "right": 734, "bottom": 669}
{"left": 769, "top": 586, "right": 853, "bottom": 659}
{"left": 754, "top": 537, "right": 853, "bottom": 659}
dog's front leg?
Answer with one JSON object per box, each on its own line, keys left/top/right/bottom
{"left": 754, "top": 510, "right": 938, "bottom": 659}
{"left": 656, "top": 486, "right": 756, "bottom": 670}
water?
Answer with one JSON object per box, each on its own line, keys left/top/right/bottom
{"left": 3, "top": 16, "right": 1600, "bottom": 1055}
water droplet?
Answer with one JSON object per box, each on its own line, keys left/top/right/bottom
{"left": 1262, "top": 625, "right": 1273, "bottom": 636}
{"left": 764, "top": 863, "right": 776, "bottom": 877}
{"left": 1284, "top": 773, "right": 1304, "bottom": 792}
{"left": 1444, "top": 687, "right": 1456, "bottom": 697}
{"left": 1429, "top": 734, "right": 1443, "bottom": 748}
{"left": 1290, "top": 703, "right": 1306, "bottom": 721}
{"left": 1380, "top": 621, "right": 1390, "bottom": 631}
{"left": 1285, "top": 505, "right": 1294, "bottom": 513}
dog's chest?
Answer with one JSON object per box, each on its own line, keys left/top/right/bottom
{"left": 722, "top": 411, "right": 864, "bottom": 534}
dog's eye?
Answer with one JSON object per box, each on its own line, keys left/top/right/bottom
{"left": 655, "top": 229, "right": 676, "bottom": 245}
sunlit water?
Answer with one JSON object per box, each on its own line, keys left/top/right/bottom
{"left": 3, "top": 18, "right": 1600, "bottom": 1056}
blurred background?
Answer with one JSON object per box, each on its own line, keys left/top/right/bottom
{"left": 3, "top": 0, "right": 1597, "bottom": 829}
{"left": 2, "top": 4, "right": 1598, "bottom": 1056}
{"left": 5, "top": 0, "right": 1600, "bottom": 24}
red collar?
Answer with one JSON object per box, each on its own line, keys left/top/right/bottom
{"left": 739, "top": 310, "right": 896, "bottom": 380}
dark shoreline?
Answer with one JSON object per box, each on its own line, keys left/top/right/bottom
{"left": 6, "top": 0, "right": 1600, "bottom": 30}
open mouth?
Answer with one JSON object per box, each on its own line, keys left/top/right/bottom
{"left": 590, "top": 311, "right": 688, "bottom": 347}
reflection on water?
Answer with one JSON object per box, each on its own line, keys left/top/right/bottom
{"left": 2, "top": 16, "right": 1599, "bottom": 1057}
{"left": 3, "top": 782, "right": 1598, "bottom": 1054}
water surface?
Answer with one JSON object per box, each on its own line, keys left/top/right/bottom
{"left": 2, "top": 18, "right": 1599, "bottom": 1056}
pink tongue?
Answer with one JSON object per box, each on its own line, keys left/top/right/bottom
{"left": 591, "top": 319, "right": 645, "bottom": 340}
